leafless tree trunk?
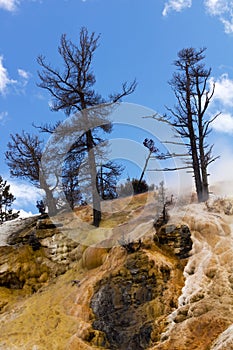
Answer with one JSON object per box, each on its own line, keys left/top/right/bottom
{"left": 5, "top": 131, "right": 58, "bottom": 216}
{"left": 163, "top": 47, "right": 219, "bottom": 202}
{"left": 37, "top": 27, "right": 136, "bottom": 226}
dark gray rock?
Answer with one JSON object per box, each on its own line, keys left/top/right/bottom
{"left": 90, "top": 251, "right": 168, "bottom": 350}
{"left": 156, "top": 224, "right": 192, "bottom": 259}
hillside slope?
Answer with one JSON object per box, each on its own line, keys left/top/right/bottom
{"left": 0, "top": 193, "right": 233, "bottom": 349}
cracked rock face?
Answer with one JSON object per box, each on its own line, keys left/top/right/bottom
{"left": 0, "top": 217, "right": 80, "bottom": 294}
{"left": 156, "top": 224, "right": 192, "bottom": 259}
{"left": 90, "top": 251, "right": 182, "bottom": 350}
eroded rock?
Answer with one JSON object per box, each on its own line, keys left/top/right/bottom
{"left": 156, "top": 224, "right": 192, "bottom": 259}
{"left": 90, "top": 250, "right": 183, "bottom": 349}
{"left": 82, "top": 246, "right": 108, "bottom": 270}
{"left": 0, "top": 216, "right": 80, "bottom": 293}
{"left": 0, "top": 245, "right": 50, "bottom": 292}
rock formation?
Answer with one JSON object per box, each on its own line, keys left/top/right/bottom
{"left": 0, "top": 194, "right": 232, "bottom": 349}
{"left": 155, "top": 224, "right": 192, "bottom": 259}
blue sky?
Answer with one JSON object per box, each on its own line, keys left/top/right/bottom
{"left": 0, "top": 0, "right": 233, "bottom": 213}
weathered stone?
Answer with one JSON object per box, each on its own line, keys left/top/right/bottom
{"left": 0, "top": 230, "right": 79, "bottom": 292}
{"left": 82, "top": 246, "right": 108, "bottom": 270}
{"left": 90, "top": 251, "right": 177, "bottom": 350}
{"left": 36, "top": 219, "right": 63, "bottom": 230}
{"left": 206, "top": 198, "right": 233, "bottom": 215}
{"left": 6, "top": 216, "right": 39, "bottom": 245}
{"left": 156, "top": 224, "right": 193, "bottom": 259}
{"left": 40, "top": 232, "right": 79, "bottom": 266}
{"left": 28, "top": 232, "right": 41, "bottom": 251}
{"left": 0, "top": 262, "right": 9, "bottom": 274}
{"left": 38, "top": 272, "right": 49, "bottom": 283}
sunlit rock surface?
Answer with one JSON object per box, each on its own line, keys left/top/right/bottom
{"left": 152, "top": 199, "right": 233, "bottom": 350}
{"left": 0, "top": 194, "right": 233, "bottom": 349}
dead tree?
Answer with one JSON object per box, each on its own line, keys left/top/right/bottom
{"left": 5, "top": 131, "right": 57, "bottom": 216}
{"left": 37, "top": 27, "right": 136, "bottom": 226}
{"left": 97, "top": 161, "right": 123, "bottom": 200}
{"left": 136, "top": 138, "right": 159, "bottom": 191}
{"left": 153, "top": 48, "right": 219, "bottom": 202}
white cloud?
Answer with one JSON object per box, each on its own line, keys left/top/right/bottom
{"left": 0, "top": 110, "right": 7, "bottom": 119}
{"left": 0, "top": 0, "right": 42, "bottom": 12}
{"left": 210, "top": 74, "right": 233, "bottom": 107}
{"left": 18, "top": 68, "right": 30, "bottom": 79}
{"left": 162, "top": 0, "right": 192, "bottom": 16}
{"left": 0, "top": 111, "right": 8, "bottom": 124}
{"left": 8, "top": 180, "right": 42, "bottom": 208}
{"left": 161, "top": 0, "right": 233, "bottom": 34}
{"left": 204, "top": 0, "right": 233, "bottom": 33}
{"left": 212, "top": 112, "right": 233, "bottom": 134}
{"left": 209, "top": 138, "right": 233, "bottom": 188}
{"left": 0, "top": 0, "right": 19, "bottom": 11}
{"left": 17, "top": 68, "right": 31, "bottom": 89}
{"left": 208, "top": 73, "right": 233, "bottom": 134}
{"left": 0, "top": 57, "right": 31, "bottom": 95}
{"left": 204, "top": 0, "right": 228, "bottom": 16}
{"left": 0, "top": 55, "right": 16, "bottom": 95}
